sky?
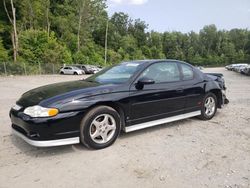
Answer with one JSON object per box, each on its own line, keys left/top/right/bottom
{"left": 107, "top": 0, "right": 250, "bottom": 33}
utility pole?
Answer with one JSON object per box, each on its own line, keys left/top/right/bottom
{"left": 104, "top": 18, "right": 109, "bottom": 66}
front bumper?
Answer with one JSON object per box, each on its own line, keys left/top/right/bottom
{"left": 12, "top": 128, "right": 79, "bottom": 147}
{"left": 10, "top": 109, "right": 84, "bottom": 147}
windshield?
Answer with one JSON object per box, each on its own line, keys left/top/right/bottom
{"left": 86, "top": 62, "right": 141, "bottom": 84}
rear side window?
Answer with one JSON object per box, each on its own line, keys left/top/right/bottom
{"left": 139, "top": 62, "right": 181, "bottom": 83}
{"left": 181, "top": 64, "right": 194, "bottom": 80}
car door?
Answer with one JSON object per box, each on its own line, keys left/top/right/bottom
{"left": 62, "top": 67, "right": 68, "bottom": 74}
{"left": 179, "top": 63, "right": 204, "bottom": 113}
{"left": 67, "top": 67, "right": 73, "bottom": 74}
{"left": 128, "top": 62, "right": 186, "bottom": 126}
{"left": 63, "top": 67, "right": 69, "bottom": 74}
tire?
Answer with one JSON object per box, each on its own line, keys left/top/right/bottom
{"left": 198, "top": 92, "right": 217, "bottom": 120}
{"left": 60, "top": 71, "right": 64, "bottom": 74}
{"left": 80, "top": 106, "right": 121, "bottom": 149}
{"left": 73, "top": 72, "right": 78, "bottom": 75}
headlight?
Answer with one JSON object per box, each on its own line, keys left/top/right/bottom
{"left": 23, "top": 105, "right": 59, "bottom": 118}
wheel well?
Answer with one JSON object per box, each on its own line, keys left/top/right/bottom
{"left": 209, "top": 89, "right": 222, "bottom": 108}
{"left": 87, "top": 102, "right": 126, "bottom": 130}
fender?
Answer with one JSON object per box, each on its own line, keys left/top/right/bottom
{"left": 204, "top": 81, "right": 223, "bottom": 108}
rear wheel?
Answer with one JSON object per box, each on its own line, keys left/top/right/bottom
{"left": 80, "top": 106, "right": 121, "bottom": 149}
{"left": 73, "top": 72, "right": 78, "bottom": 75}
{"left": 198, "top": 92, "right": 217, "bottom": 120}
{"left": 60, "top": 71, "right": 64, "bottom": 74}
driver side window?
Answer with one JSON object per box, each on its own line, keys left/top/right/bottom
{"left": 140, "top": 62, "right": 181, "bottom": 83}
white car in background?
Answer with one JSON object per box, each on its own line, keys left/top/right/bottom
{"left": 233, "top": 64, "right": 248, "bottom": 73}
{"left": 60, "top": 66, "right": 85, "bottom": 75}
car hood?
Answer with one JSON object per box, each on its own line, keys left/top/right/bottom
{"left": 17, "top": 80, "right": 118, "bottom": 108}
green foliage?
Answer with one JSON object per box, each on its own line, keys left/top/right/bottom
{"left": 73, "top": 41, "right": 104, "bottom": 65}
{"left": 0, "top": 38, "right": 8, "bottom": 61}
{"left": 19, "top": 30, "right": 72, "bottom": 65}
{"left": 1, "top": 0, "right": 250, "bottom": 72}
{"left": 107, "top": 49, "right": 122, "bottom": 65}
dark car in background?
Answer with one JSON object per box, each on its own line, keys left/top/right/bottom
{"left": 10, "top": 59, "right": 228, "bottom": 149}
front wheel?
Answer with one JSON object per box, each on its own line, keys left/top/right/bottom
{"left": 80, "top": 106, "right": 121, "bottom": 149}
{"left": 198, "top": 92, "right": 217, "bottom": 120}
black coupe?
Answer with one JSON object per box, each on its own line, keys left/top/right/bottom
{"left": 10, "top": 60, "right": 228, "bottom": 149}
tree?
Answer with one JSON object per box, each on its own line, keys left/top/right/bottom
{"left": 199, "top": 25, "right": 218, "bottom": 56}
{"left": 19, "top": 30, "right": 72, "bottom": 65}
{"left": 3, "top": 0, "right": 18, "bottom": 62}
{"left": 128, "top": 19, "right": 148, "bottom": 47}
{"left": 1, "top": 1, "right": 250, "bottom": 67}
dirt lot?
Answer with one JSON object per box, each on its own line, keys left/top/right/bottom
{"left": 0, "top": 68, "right": 249, "bottom": 188}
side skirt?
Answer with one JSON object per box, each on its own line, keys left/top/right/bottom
{"left": 124, "top": 111, "right": 201, "bottom": 133}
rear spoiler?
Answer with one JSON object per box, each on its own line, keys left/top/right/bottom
{"left": 205, "top": 73, "right": 223, "bottom": 78}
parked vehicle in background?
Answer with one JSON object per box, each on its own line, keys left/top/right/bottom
{"left": 234, "top": 64, "right": 248, "bottom": 73}
{"left": 90, "top": 65, "right": 102, "bottom": 73}
{"left": 195, "top": 66, "right": 204, "bottom": 70}
{"left": 225, "top": 64, "right": 237, "bottom": 70}
{"left": 242, "top": 65, "right": 250, "bottom": 75}
{"left": 225, "top": 64, "right": 250, "bottom": 76}
{"left": 73, "top": 64, "right": 102, "bottom": 74}
{"left": 59, "top": 66, "right": 85, "bottom": 75}
{"left": 73, "top": 64, "right": 95, "bottom": 74}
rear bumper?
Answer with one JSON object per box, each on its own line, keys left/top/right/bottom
{"left": 222, "top": 90, "right": 229, "bottom": 105}
{"left": 12, "top": 128, "right": 79, "bottom": 147}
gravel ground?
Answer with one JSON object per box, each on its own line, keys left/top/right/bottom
{"left": 0, "top": 68, "right": 249, "bottom": 188}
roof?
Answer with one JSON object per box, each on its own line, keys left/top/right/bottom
{"left": 122, "top": 59, "right": 185, "bottom": 65}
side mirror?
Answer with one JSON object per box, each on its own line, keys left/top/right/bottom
{"left": 136, "top": 77, "right": 155, "bottom": 89}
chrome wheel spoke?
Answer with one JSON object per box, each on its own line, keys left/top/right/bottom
{"left": 205, "top": 100, "right": 210, "bottom": 107}
{"left": 91, "top": 130, "right": 100, "bottom": 139}
{"left": 102, "top": 115, "right": 109, "bottom": 124}
{"left": 92, "top": 120, "right": 101, "bottom": 127}
{"left": 205, "top": 108, "right": 209, "bottom": 115}
{"left": 107, "top": 124, "right": 116, "bottom": 132}
{"left": 101, "top": 132, "right": 108, "bottom": 142}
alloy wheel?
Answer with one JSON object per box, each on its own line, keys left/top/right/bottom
{"left": 204, "top": 97, "right": 216, "bottom": 117}
{"left": 89, "top": 114, "right": 116, "bottom": 144}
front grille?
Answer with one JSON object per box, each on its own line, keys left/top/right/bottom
{"left": 12, "top": 124, "right": 40, "bottom": 138}
{"left": 12, "top": 124, "right": 27, "bottom": 136}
